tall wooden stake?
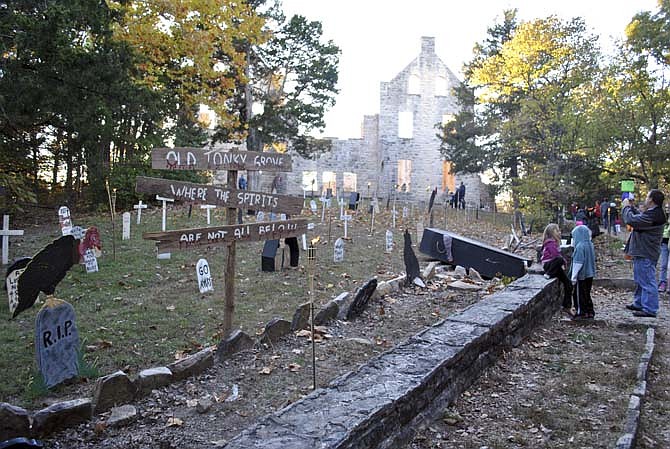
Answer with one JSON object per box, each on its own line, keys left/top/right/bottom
{"left": 105, "top": 181, "right": 117, "bottom": 261}
{"left": 223, "top": 169, "right": 238, "bottom": 336}
{"left": 308, "top": 240, "right": 317, "bottom": 390}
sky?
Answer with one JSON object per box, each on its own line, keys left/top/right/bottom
{"left": 281, "top": 0, "right": 660, "bottom": 139}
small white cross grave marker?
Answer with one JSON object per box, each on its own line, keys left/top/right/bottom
{"left": 320, "top": 198, "right": 326, "bottom": 223}
{"left": 133, "top": 200, "right": 147, "bottom": 224}
{"left": 256, "top": 211, "right": 265, "bottom": 222}
{"left": 122, "top": 212, "right": 131, "bottom": 240}
{"left": 310, "top": 200, "right": 317, "bottom": 214}
{"left": 200, "top": 204, "right": 216, "bottom": 225}
{"left": 341, "top": 213, "right": 352, "bottom": 239}
{"left": 58, "top": 206, "right": 73, "bottom": 236}
{"left": 1, "top": 215, "right": 24, "bottom": 265}
{"left": 402, "top": 207, "right": 409, "bottom": 218}
{"left": 333, "top": 238, "right": 344, "bottom": 263}
{"left": 302, "top": 234, "right": 308, "bottom": 251}
{"left": 156, "top": 195, "right": 174, "bottom": 231}
{"left": 196, "top": 258, "right": 214, "bottom": 293}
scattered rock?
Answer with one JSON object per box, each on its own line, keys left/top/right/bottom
{"left": 347, "top": 337, "right": 374, "bottom": 346}
{"left": 0, "top": 402, "right": 30, "bottom": 440}
{"left": 453, "top": 265, "right": 467, "bottom": 278}
{"left": 107, "top": 405, "right": 137, "bottom": 428}
{"left": 93, "top": 371, "right": 136, "bottom": 414}
{"left": 32, "top": 399, "right": 92, "bottom": 437}
{"left": 217, "top": 330, "right": 254, "bottom": 359}
{"left": 448, "top": 280, "right": 483, "bottom": 291}
{"left": 422, "top": 261, "right": 440, "bottom": 280}
{"left": 136, "top": 367, "right": 173, "bottom": 395}
{"left": 314, "top": 300, "right": 339, "bottom": 325}
{"left": 168, "top": 348, "right": 214, "bottom": 381}
{"left": 346, "top": 278, "right": 378, "bottom": 320}
{"left": 468, "top": 267, "right": 483, "bottom": 282}
{"left": 333, "top": 292, "right": 352, "bottom": 319}
{"left": 291, "top": 302, "right": 311, "bottom": 331}
{"left": 197, "top": 397, "right": 214, "bottom": 414}
{"left": 259, "top": 318, "right": 292, "bottom": 344}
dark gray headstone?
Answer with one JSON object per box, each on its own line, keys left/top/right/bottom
{"left": 35, "top": 302, "right": 80, "bottom": 388}
{"left": 291, "top": 302, "right": 311, "bottom": 331}
{"left": 346, "top": 279, "right": 378, "bottom": 320}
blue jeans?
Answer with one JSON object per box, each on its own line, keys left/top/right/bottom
{"left": 633, "top": 257, "right": 659, "bottom": 315}
{"left": 660, "top": 242, "right": 669, "bottom": 284}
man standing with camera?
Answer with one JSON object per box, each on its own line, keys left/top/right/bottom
{"left": 622, "top": 189, "right": 666, "bottom": 318}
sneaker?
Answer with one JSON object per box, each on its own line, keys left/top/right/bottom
{"left": 632, "top": 310, "right": 657, "bottom": 318}
{"left": 659, "top": 281, "right": 667, "bottom": 293}
{"left": 625, "top": 304, "right": 642, "bottom": 311}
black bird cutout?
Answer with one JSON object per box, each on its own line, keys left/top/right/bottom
{"left": 403, "top": 229, "right": 425, "bottom": 288}
{"left": 13, "top": 235, "right": 79, "bottom": 319}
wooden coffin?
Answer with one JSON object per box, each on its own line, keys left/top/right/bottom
{"left": 419, "top": 228, "right": 532, "bottom": 279}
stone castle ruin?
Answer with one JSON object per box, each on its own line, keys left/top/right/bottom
{"left": 273, "top": 36, "right": 488, "bottom": 206}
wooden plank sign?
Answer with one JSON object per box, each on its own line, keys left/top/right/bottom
{"left": 143, "top": 219, "right": 309, "bottom": 252}
{"left": 151, "top": 147, "right": 292, "bottom": 172}
{"left": 136, "top": 176, "right": 303, "bottom": 215}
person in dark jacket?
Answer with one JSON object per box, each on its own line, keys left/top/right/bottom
{"left": 622, "top": 189, "right": 667, "bottom": 317}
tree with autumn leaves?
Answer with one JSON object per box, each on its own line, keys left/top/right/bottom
{"left": 0, "top": 0, "right": 339, "bottom": 208}
{"left": 440, "top": 4, "right": 670, "bottom": 216}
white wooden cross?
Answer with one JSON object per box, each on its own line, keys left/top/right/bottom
{"left": 201, "top": 204, "right": 216, "bottom": 225}
{"left": 341, "top": 213, "right": 352, "bottom": 239}
{"left": 156, "top": 195, "right": 174, "bottom": 231}
{"left": 133, "top": 200, "right": 147, "bottom": 224}
{"left": 1, "top": 215, "right": 24, "bottom": 265}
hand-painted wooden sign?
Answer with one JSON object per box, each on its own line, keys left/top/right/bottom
{"left": 151, "top": 147, "right": 292, "bottom": 172}
{"left": 58, "top": 206, "right": 73, "bottom": 236}
{"left": 143, "top": 219, "right": 309, "bottom": 252}
{"left": 6, "top": 260, "right": 29, "bottom": 317}
{"left": 136, "top": 176, "right": 303, "bottom": 215}
{"left": 35, "top": 300, "right": 80, "bottom": 388}
{"left": 196, "top": 258, "right": 213, "bottom": 293}
{"left": 334, "top": 238, "right": 344, "bottom": 263}
{"left": 122, "top": 212, "right": 131, "bottom": 240}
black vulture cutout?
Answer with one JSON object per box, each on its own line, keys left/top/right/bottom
{"left": 403, "top": 229, "right": 424, "bottom": 288}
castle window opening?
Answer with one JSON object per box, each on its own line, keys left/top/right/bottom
{"left": 343, "top": 172, "right": 357, "bottom": 192}
{"left": 397, "top": 160, "right": 412, "bottom": 192}
{"left": 408, "top": 74, "right": 421, "bottom": 95}
{"left": 436, "top": 76, "right": 449, "bottom": 96}
{"left": 322, "top": 171, "right": 336, "bottom": 194}
{"left": 302, "top": 171, "right": 317, "bottom": 192}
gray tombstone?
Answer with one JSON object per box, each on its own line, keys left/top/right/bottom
{"left": 334, "top": 238, "right": 344, "bottom": 263}
{"left": 35, "top": 301, "right": 80, "bottom": 388}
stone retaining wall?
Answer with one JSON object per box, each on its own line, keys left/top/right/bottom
{"left": 223, "top": 274, "right": 560, "bottom": 448}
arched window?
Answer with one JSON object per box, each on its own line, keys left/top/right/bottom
{"left": 408, "top": 74, "right": 421, "bottom": 95}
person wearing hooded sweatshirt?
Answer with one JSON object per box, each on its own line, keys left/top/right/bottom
{"left": 622, "top": 189, "right": 667, "bottom": 317}
{"left": 569, "top": 225, "right": 596, "bottom": 320}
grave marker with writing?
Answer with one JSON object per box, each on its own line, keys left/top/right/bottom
{"left": 133, "top": 200, "right": 147, "bottom": 224}
{"left": 334, "top": 238, "right": 344, "bottom": 263}
{"left": 58, "top": 206, "right": 73, "bottom": 236}
{"left": 196, "top": 259, "right": 214, "bottom": 293}
{"left": 35, "top": 299, "right": 80, "bottom": 388}
{"left": 1, "top": 215, "right": 24, "bottom": 265}
{"left": 83, "top": 249, "right": 98, "bottom": 273}
{"left": 310, "top": 200, "right": 317, "bottom": 214}
{"left": 385, "top": 230, "right": 394, "bottom": 253}
{"left": 122, "top": 212, "right": 131, "bottom": 240}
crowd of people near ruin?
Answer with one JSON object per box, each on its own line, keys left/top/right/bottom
{"left": 545, "top": 189, "right": 669, "bottom": 320}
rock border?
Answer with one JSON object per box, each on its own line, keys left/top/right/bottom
{"left": 614, "top": 327, "right": 655, "bottom": 449}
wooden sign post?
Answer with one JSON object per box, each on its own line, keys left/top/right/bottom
{"left": 1, "top": 215, "right": 24, "bottom": 265}
{"left": 140, "top": 147, "right": 296, "bottom": 335}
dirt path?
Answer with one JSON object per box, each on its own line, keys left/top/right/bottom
{"left": 407, "top": 288, "right": 670, "bottom": 449}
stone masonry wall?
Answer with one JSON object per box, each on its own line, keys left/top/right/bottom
{"left": 222, "top": 275, "right": 561, "bottom": 449}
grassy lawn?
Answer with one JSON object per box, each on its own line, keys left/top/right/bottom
{"left": 5, "top": 201, "right": 493, "bottom": 407}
